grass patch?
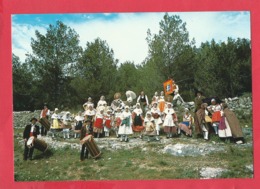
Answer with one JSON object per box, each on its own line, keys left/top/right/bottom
{"left": 13, "top": 124, "right": 253, "bottom": 181}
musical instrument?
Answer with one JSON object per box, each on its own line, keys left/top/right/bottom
{"left": 26, "top": 136, "right": 48, "bottom": 152}
{"left": 39, "top": 117, "right": 51, "bottom": 131}
{"left": 26, "top": 136, "right": 35, "bottom": 148}
{"left": 81, "top": 135, "right": 101, "bottom": 159}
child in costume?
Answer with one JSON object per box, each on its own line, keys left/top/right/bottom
{"left": 118, "top": 106, "right": 133, "bottom": 142}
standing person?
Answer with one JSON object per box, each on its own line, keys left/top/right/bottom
{"left": 150, "top": 96, "right": 158, "bottom": 109}
{"left": 221, "top": 103, "right": 244, "bottom": 144}
{"left": 118, "top": 106, "right": 133, "bottom": 142}
{"left": 163, "top": 103, "right": 177, "bottom": 138}
{"left": 150, "top": 102, "right": 163, "bottom": 137}
{"left": 50, "top": 108, "right": 61, "bottom": 138}
{"left": 103, "top": 109, "right": 113, "bottom": 137}
{"left": 194, "top": 91, "right": 206, "bottom": 113}
{"left": 83, "top": 97, "right": 94, "bottom": 111}
{"left": 171, "top": 80, "right": 185, "bottom": 105}
{"left": 143, "top": 112, "right": 159, "bottom": 141}
{"left": 167, "top": 76, "right": 184, "bottom": 105}
{"left": 137, "top": 91, "right": 149, "bottom": 115}
{"left": 93, "top": 107, "right": 105, "bottom": 138}
{"left": 23, "top": 118, "right": 40, "bottom": 161}
{"left": 132, "top": 103, "right": 145, "bottom": 138}
{"left": 74, "top": 111, "right": 84, "bottom": 139}
{"left": 208, "top": 99, "right": 222, "bottom": 135}
{"left": 80, "top": 120, "right": 91, "bottom": 161}
{"left": 61, "top": 112, "right": 72, "bottom": 139}
{"left": 194, "top": 103, "right": 209, "bottom": 140}
{"left": 51, "top": 108, "right": 60, "bottom": 129}
{"left": 97, "top": 96, "right": 107, "bottom": 112}
{"left": 83, "top": 105, "right": 96, "bottom": 135}
{"left": 40, "top": 103, "right": 50, "bottom": 136}
{"left": 158, "top": 93, "right": 166, "bottom": 115}
{"left": 113, "top": 107, "right": 123, "bottom": 138}
{"left": 153, "top": 91, "right": 159, "bottom": 103}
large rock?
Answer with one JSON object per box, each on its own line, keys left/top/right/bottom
{"left": 200, "top": 167, "right": 227, "bottom": 179}
{"left": 161, "top": 142, "right": 225, "bottom": 157}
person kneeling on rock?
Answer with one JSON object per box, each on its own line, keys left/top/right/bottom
{"left": 80, "top": 120, "right": 91, "bottom": 161}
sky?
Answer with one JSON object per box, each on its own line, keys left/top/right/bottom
{"left": 12, "top": 12, "right": 250, "bottom": 64}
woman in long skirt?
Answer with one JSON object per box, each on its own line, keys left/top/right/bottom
{"left": 132, "top": 103, "right": 145, "bottom": 138}
{"left": 150, "top": 102, "right": 163, "bottom": 137}
{"left": 163, "top": 103, "right": 177, "bottom": 138}
{"left": 118, "top": 106, "right": 133, "bottom": 142}
{"left": 103, "top": 109, "right": 113, "bottom": 137}
{"left": 208, "top": 99, "right": 222, "bottom": 135}
{"left": 93, "top": 107, "right": 104, "bottom": 138}
{"left": 220, "top": 103, "right": 244, "bottom": 143}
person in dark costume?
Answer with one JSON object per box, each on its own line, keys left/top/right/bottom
{"left": 23, "top": 117, "right": 40, "bottom": 160}
{"left": 80, "top": 120, "right": 91, "bottom": 161}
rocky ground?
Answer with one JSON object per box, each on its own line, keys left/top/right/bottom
{"left": 13, "top": 95, "right": 253, "bottom": 179}
{"left": 15, "top": 131, "right": 253, "bottom": 179}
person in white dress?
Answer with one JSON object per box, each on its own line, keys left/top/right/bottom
{"left": 150, "top": 102, "right": 163, "bottom": 136}
{"left": 118, "top": 106, "right": 133, "bottom": 142}
{"left": 83, "top": 97, "right": 94, "bottom": 111}
{"left": 97, "top": 96, "right": 107, "bottom": 112}
{"left": 163, "top": 103, "right": 178, "bottom": 138}
{"left": 83, "top": 105, "right": 96, "bottom": 134}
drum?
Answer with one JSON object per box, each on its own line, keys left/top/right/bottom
{"left": 39, "top": 117, "right": 51, "bottom": 131}
{"left": 34, "top": 138, "right": 48, "bottom": 152}
{"left": 81, "top": 135, "right": 101, "bottom": 159}
{"left": 26, "top": 136, "right": 35, "bottom": 148}
{"left": 26, "top": 136, "right": 48, "bottom": 152}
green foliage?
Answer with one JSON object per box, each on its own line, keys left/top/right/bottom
{"left": 12, "top": 14, "right": 251, "bottom": 110}
{"left": 71, "top": 38, "right": 118, "bottom": 105}
{"left": 24, "top": 21, "right": 83, "bottom": 110}
{"left": 194, "top": 38, "right": 251, "bottom": 98}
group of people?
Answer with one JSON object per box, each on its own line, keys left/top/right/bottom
{"left": 23, "top": 83, "right": 246, "bottom": 161}
{"left": 194, "top": 91, "right": 245, "bottom": 144}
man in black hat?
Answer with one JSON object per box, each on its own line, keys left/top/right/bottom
{"left": 23, "top": 118, "right": 40, "bottom": 160}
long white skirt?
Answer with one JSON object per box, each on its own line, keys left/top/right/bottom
{"left": 163, "top": 115, "right": 175, "bottom": 127}
{"left": 218, "top": 118, "right": 232, "bottom": 138}
{"left": 118, "top": 124, "right": 133, "bottom": 135}
{"left": 154, "top": 118, "right": 162, "bottom": 131}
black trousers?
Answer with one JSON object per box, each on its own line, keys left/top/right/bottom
{"left": 24, "top": 143, "right": 34, "bottom": 160}
{"left": 80, "top": 144, "right": 89, "bottom": 160}
{"left": 41, "top": 126, "right": 47, "bottom": 136}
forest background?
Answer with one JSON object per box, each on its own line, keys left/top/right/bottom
{"left": 12, "top": 13, "right": 252, "bottom": 111}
